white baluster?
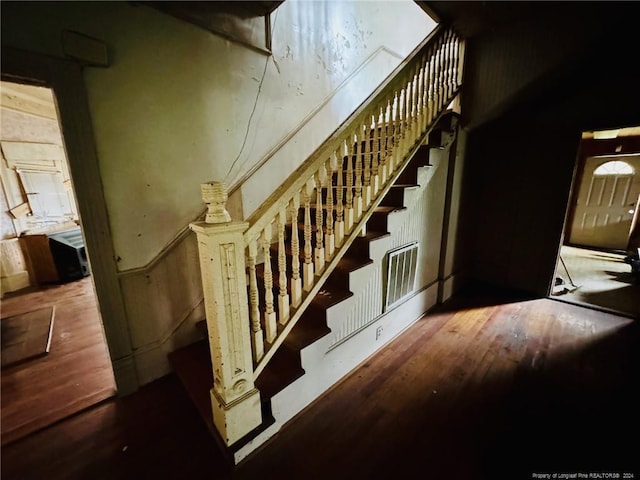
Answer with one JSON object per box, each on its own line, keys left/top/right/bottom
{"left": 411, "top": 64, "right": 420, "bottom": 144}
{"left": 335, "top": 147, "right": 345, "bottom": 245}
{"left": 381, "top": 98, "right": 392, "bottom": 185}
{"left": 262, "top": 222, "right": 277, "bottom": 342}
{"left": 353, "top": 126, "right": 363, "bottom": 219}
{"left": 290, "top": 193, "right": 302, "bottom": 308}
{"left": 428, "top": 51, "right": 436, "bottom": 125}
{"left": 302, "top": 183, "right": 314, "bottom": 291}
{"left": 247, "top": 238, "right": 264, "bottom": 362}
{"left": 277, "top": 209, "right": 289, "bottom": 325}
{"left": 314, "top": 172, "right": 325, "bottom": 272}
{"left": 363, "top": 120, "right": 372, "bottom": 207}
{"left": 372, "top": 110, "right": 380, "bottom": 195}
{"left": 345, "top": 137, "right": 354, "bottom": 231}
{"left": 325, "top": 158, "right": 335, "bottom": 261}
{"left": 393, "top": 88, "right": 403, "bottom": 172}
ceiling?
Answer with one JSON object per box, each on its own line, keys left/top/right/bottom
{"left": 148, "top": 1, "right": 283, "bottom": 25}
{"left": 147, "top": 1, "right": 284, "bottom": 52}
{"left": 418, "top": 1, "right": 635, "bottom": 39}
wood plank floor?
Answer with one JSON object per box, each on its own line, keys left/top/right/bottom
{"left": 1, "top": 277, "right": 116, "bottom": 445}
{"left": 1, "top": 288, "right": 638, "bottom": 480}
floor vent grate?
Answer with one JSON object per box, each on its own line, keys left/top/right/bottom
{"left": 384, "top": 242, "right": 419, "bottom": 311}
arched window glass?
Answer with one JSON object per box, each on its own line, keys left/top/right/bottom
{"left": 593, "top": 160, "right": 634, "bottom": 176}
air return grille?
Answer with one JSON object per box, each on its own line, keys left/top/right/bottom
{"left": 384, "top": 243, "right": 419, "bottom": 311}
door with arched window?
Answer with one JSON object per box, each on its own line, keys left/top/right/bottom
{"left": 568, "top": 156, "right": 640, "bottom": 249}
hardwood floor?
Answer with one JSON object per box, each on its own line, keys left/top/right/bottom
{"left": 2, "top": 288, "right": 638, "bottom": 480}
{"left": 1, "top": 277, "right": 116, "bottom": 446}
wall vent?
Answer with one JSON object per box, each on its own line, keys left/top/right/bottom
{"left": 384, "top": 242, "right": 419, "bottom": 311}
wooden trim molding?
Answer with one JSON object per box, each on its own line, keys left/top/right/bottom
{"left": 1, "top": 47, "right": 138, "bottom": 394}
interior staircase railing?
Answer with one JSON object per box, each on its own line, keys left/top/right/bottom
{"left": 189, "top": 24, "right": 464, "bottom": 446}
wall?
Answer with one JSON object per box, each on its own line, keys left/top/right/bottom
{"left": 464, "top": 117, "right": 580, "bottom": 295}
{"left": 459, "top": 10, "right": 640, "bottom": 296}
{"left": 1, "top": 0, "right": 435, "bottom": 385}
{"left": 2, "top": 0, "right": 434, "bottom": 272}
{"left": 461, "top": 3, "right": 627, "bottom": 130}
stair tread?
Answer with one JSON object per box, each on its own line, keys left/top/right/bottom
{"left": 352, "top": 230, "right": 390, "bottom": 242}
{"left": 284, "top": 320, "right": 331, "bottom": 351}
{"left": 311, "top": 283, "right": 353, "bottom": 308}
{"left": 255, "top": 347, "right": 305, "bottom": 400}
{"left": 168, "top": 340, "right": 214, "bottom": 434}
{"left": 169, "top": 340, "right": 277, "bottom": 456}
{"left": 334, "top": 255, "right": 373, "bottom": 273}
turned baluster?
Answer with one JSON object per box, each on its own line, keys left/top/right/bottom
{"left": 325, "top": 158, "right": 335, "bottom": 260}
{"left": 345, "top": 137, "right": 354, "bottom": 231}
{"left": 277, "top": 209, "right": 289, "bottom": 325}
{"left": 302, "top": 184, "right": 314, "bottom": 292}
{"left": 335, "top": 147, "right": 345, "bottom": 245}
{"left": 422, "top": 48, "right": 433, "bottom": 132}
{"left": 407, "top": 69, "right": 415, "bottom": 146}
{"left": 414, "top": 58, "right": 424, "bottom": 138}
{"left": 290, "top": 193, "right": 302, "bottom": 308}
{"left": 421, "top": 53, "right": 429, "bottom": 133}
{"left": 428, "top": 49, "right": 436, "bottom": 125}
{"left": 436, "top": 36, "right": 445, "bottom": 111}
{"left": 412, "top": 62, "right": 421, "bottom": 143}
{"left": 406, "top": 74, "right": 413, "bottom": 148}
{"left": 450, "top": 30, "right": 459, "bottom": 99}
{"left": 443, "top": 30, "right": 453, "bottom": 102}
{"left": 457, "top": 35, "right": 465, "bottom": 88}
{"left": 450, "top": 33, "right": 460, "bottom": 96}
{"left": 431, "top": 43, "right": 440, "bottom": 119}
{"left": 381, "top": 97, "right": 392, "bottom": 184}
{"left": 371, "top": 110, "right": 380, "bottom": 195}
{"left": 353, "top": 126, "right": 363, "bottom": 219}
{"left": 419, "top": 51, "right": 427, "bottom": 133}
{"left": 247, "top": 238, "right": 264, "bottom": 362}
{"left": 363, "top": 120, "right": 372, "bottom": 207}
{"left": 393, "top": 88, "right": 403, "bottom": 172}
{"left": 314, "top": 172, "right": 325, "bottom": 272}
{"left": 262, "top": 222, "right": 277, "bottom": 343}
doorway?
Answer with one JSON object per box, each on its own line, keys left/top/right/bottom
{"left": 1, "top": 80, "right": 117, "bottom": 445}
{"left": 552, "top": 127, "right": 640, "bottom": 318}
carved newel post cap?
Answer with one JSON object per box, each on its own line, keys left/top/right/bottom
{"left": 202, "top": 181, "right": 232, "bottom": 224}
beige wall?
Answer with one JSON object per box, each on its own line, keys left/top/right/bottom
{"left": 456, "top": 4, "right": 640, "bottom": 296}
{"left": 2, "top": 0, "right": 434, "bottom": 272}
{"left": 1, "top": 0, "right": 435, "bottom": 385}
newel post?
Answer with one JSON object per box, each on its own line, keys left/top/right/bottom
{"left": 189, "top": 181, "right": 262, "bottom": 446}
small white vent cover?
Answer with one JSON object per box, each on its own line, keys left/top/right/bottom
{"left": 384, "top": 243, "right": 419, "bottom": 311}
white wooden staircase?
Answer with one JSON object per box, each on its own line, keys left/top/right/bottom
{"left": 168, "top": 25, "right": 464, "bottom": 464}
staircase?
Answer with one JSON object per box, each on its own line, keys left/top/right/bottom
{"left": 169, "top": 25, "right": 464, "bottom": 464}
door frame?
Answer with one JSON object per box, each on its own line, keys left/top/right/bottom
{"left": 564, "top": 135, "right": 640, "bottom": 250}
{"left": 2, "top": 47, "right": 138, "bottom": 394}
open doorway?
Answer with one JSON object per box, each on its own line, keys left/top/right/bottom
{"left": 1, "top": 80, "right": 116, "bottom": 445}
{"left": 552, "top": 127, "right": 640, "bottom": 318}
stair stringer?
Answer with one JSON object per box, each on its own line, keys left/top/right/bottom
{"left": 232, "top": 136, "right": 454, "bottom": 463}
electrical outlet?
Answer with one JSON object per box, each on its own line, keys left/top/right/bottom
{"left": 376, "top": 326, "right": 383, "bottom": 340}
